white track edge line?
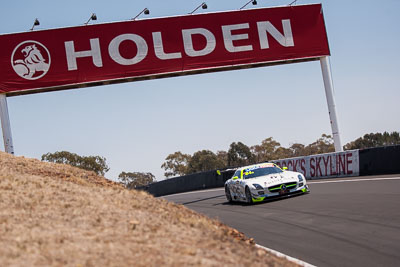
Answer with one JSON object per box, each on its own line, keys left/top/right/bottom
{"left": 308, "top": 177, "right": 400, "bottom": 184}
{"left": 255, "top": 244, "right": 316, "bottom": 267}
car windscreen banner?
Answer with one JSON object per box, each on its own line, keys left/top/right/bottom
{"left": 0, "top": 4, "right": 329, "bottom": 95}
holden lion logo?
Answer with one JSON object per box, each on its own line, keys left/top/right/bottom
{"left": 11, "top": 40, "right": 51, "bottom": 80}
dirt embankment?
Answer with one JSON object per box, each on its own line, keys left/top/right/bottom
{"left": 0, "top": 151, "right": 297, "bottom": 266}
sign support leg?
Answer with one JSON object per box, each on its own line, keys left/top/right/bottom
{"left": 0, "top": 94, "right": 14, "bottom": 154}
{"left": 320, "top": 56, "right": 343, "bottom": 152}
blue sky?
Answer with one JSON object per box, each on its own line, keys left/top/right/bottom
{"left": 1, "top": 0, "right": 399, "bottom": 181}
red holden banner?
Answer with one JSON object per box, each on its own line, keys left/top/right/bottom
{"left": 274, "top": 150, "right": 360, "bottom": 179}
{"left": 0, "top": 4, "right": 329, "bottom": 95}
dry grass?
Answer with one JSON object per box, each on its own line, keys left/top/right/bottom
{"left": 0, "top": 151, "right": 297, "bottom": 266}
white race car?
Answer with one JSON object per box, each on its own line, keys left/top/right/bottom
{"left": 224, "top": 163, "right": 309, "bottom": 204}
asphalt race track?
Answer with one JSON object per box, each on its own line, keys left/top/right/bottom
{"left": 163, "top": 175, "right": 400, "bottom": 267}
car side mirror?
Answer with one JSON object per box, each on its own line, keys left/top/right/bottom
{"left": 232, "top": 176, "right": 239, "bottom": 180}
{"left": 282, "top": 167, "right": 288, "bottom": 171}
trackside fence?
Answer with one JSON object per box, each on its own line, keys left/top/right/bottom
{"left": 138, "top": 145, "right": 400, "bottom": 197}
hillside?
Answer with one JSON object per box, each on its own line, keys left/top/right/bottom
{"left": 0, "top": 151, "right": 296, "bottom": 266}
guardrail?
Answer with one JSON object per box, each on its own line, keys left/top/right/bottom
{"left": 359, "top": 145, "right": 400, "bottom": 175}
{"left": 137, "top": 169, "right": 235, "bottom": 197}
{"left": 138, "top": 145, "right": 400, "bottom": 197}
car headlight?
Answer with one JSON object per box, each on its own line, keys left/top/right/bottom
{"left": 253, "top": 184, "right": 263, "bottom": 190}
{"left": 298, "top": 175, "right": 304, "bottom": 182}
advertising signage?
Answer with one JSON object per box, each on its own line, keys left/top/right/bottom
{"left": 0, "top": 4, "right": 329, "bottom": 96}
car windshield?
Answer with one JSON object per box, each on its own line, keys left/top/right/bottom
{"left": 243, "top": 166, "right": 283, "bottom": 179}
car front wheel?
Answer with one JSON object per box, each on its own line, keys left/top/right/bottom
{"left": 225, "top": 186, "right": 233, "bottom": 202}
{"left": 245, "top": 187, "right": 253, "bottom": 204}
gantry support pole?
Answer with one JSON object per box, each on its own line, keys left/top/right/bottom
{"left": 320, "top": 56, "right": 343, "bottom": 152}
{"left": 0, "top": 94, "right": 14, "bottom": 154}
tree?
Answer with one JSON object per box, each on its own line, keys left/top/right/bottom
{"left": 118, "top": 172, "right": 155, "bottom": 189}
{"left": 216, "top": 150, "right": 228, "bottom": 167}
{"left": 161, "top": 151, "right": 191, "bottom": 178}
{"left": 274, "top": 147, "right": 292, "bottom": 160}
{"left": 251, "top": 137, "right": 281, "bottom": 162}
{"left": 344, "top": 131, "right": 400, "bottom": 150}
{"left": 304, "top": 134, "right": 335, "bottom": 155}
{"left": 288, "top": 143, "right": 306, "bottom": 157}
{"left": 227, "top": 142, "right": 255, "bottom": 167}
{"left": 41, "top": 151, "right": 109, "bottom": 176}
{"left": 186, "top": 150, "right": 225, "bottom": 174}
